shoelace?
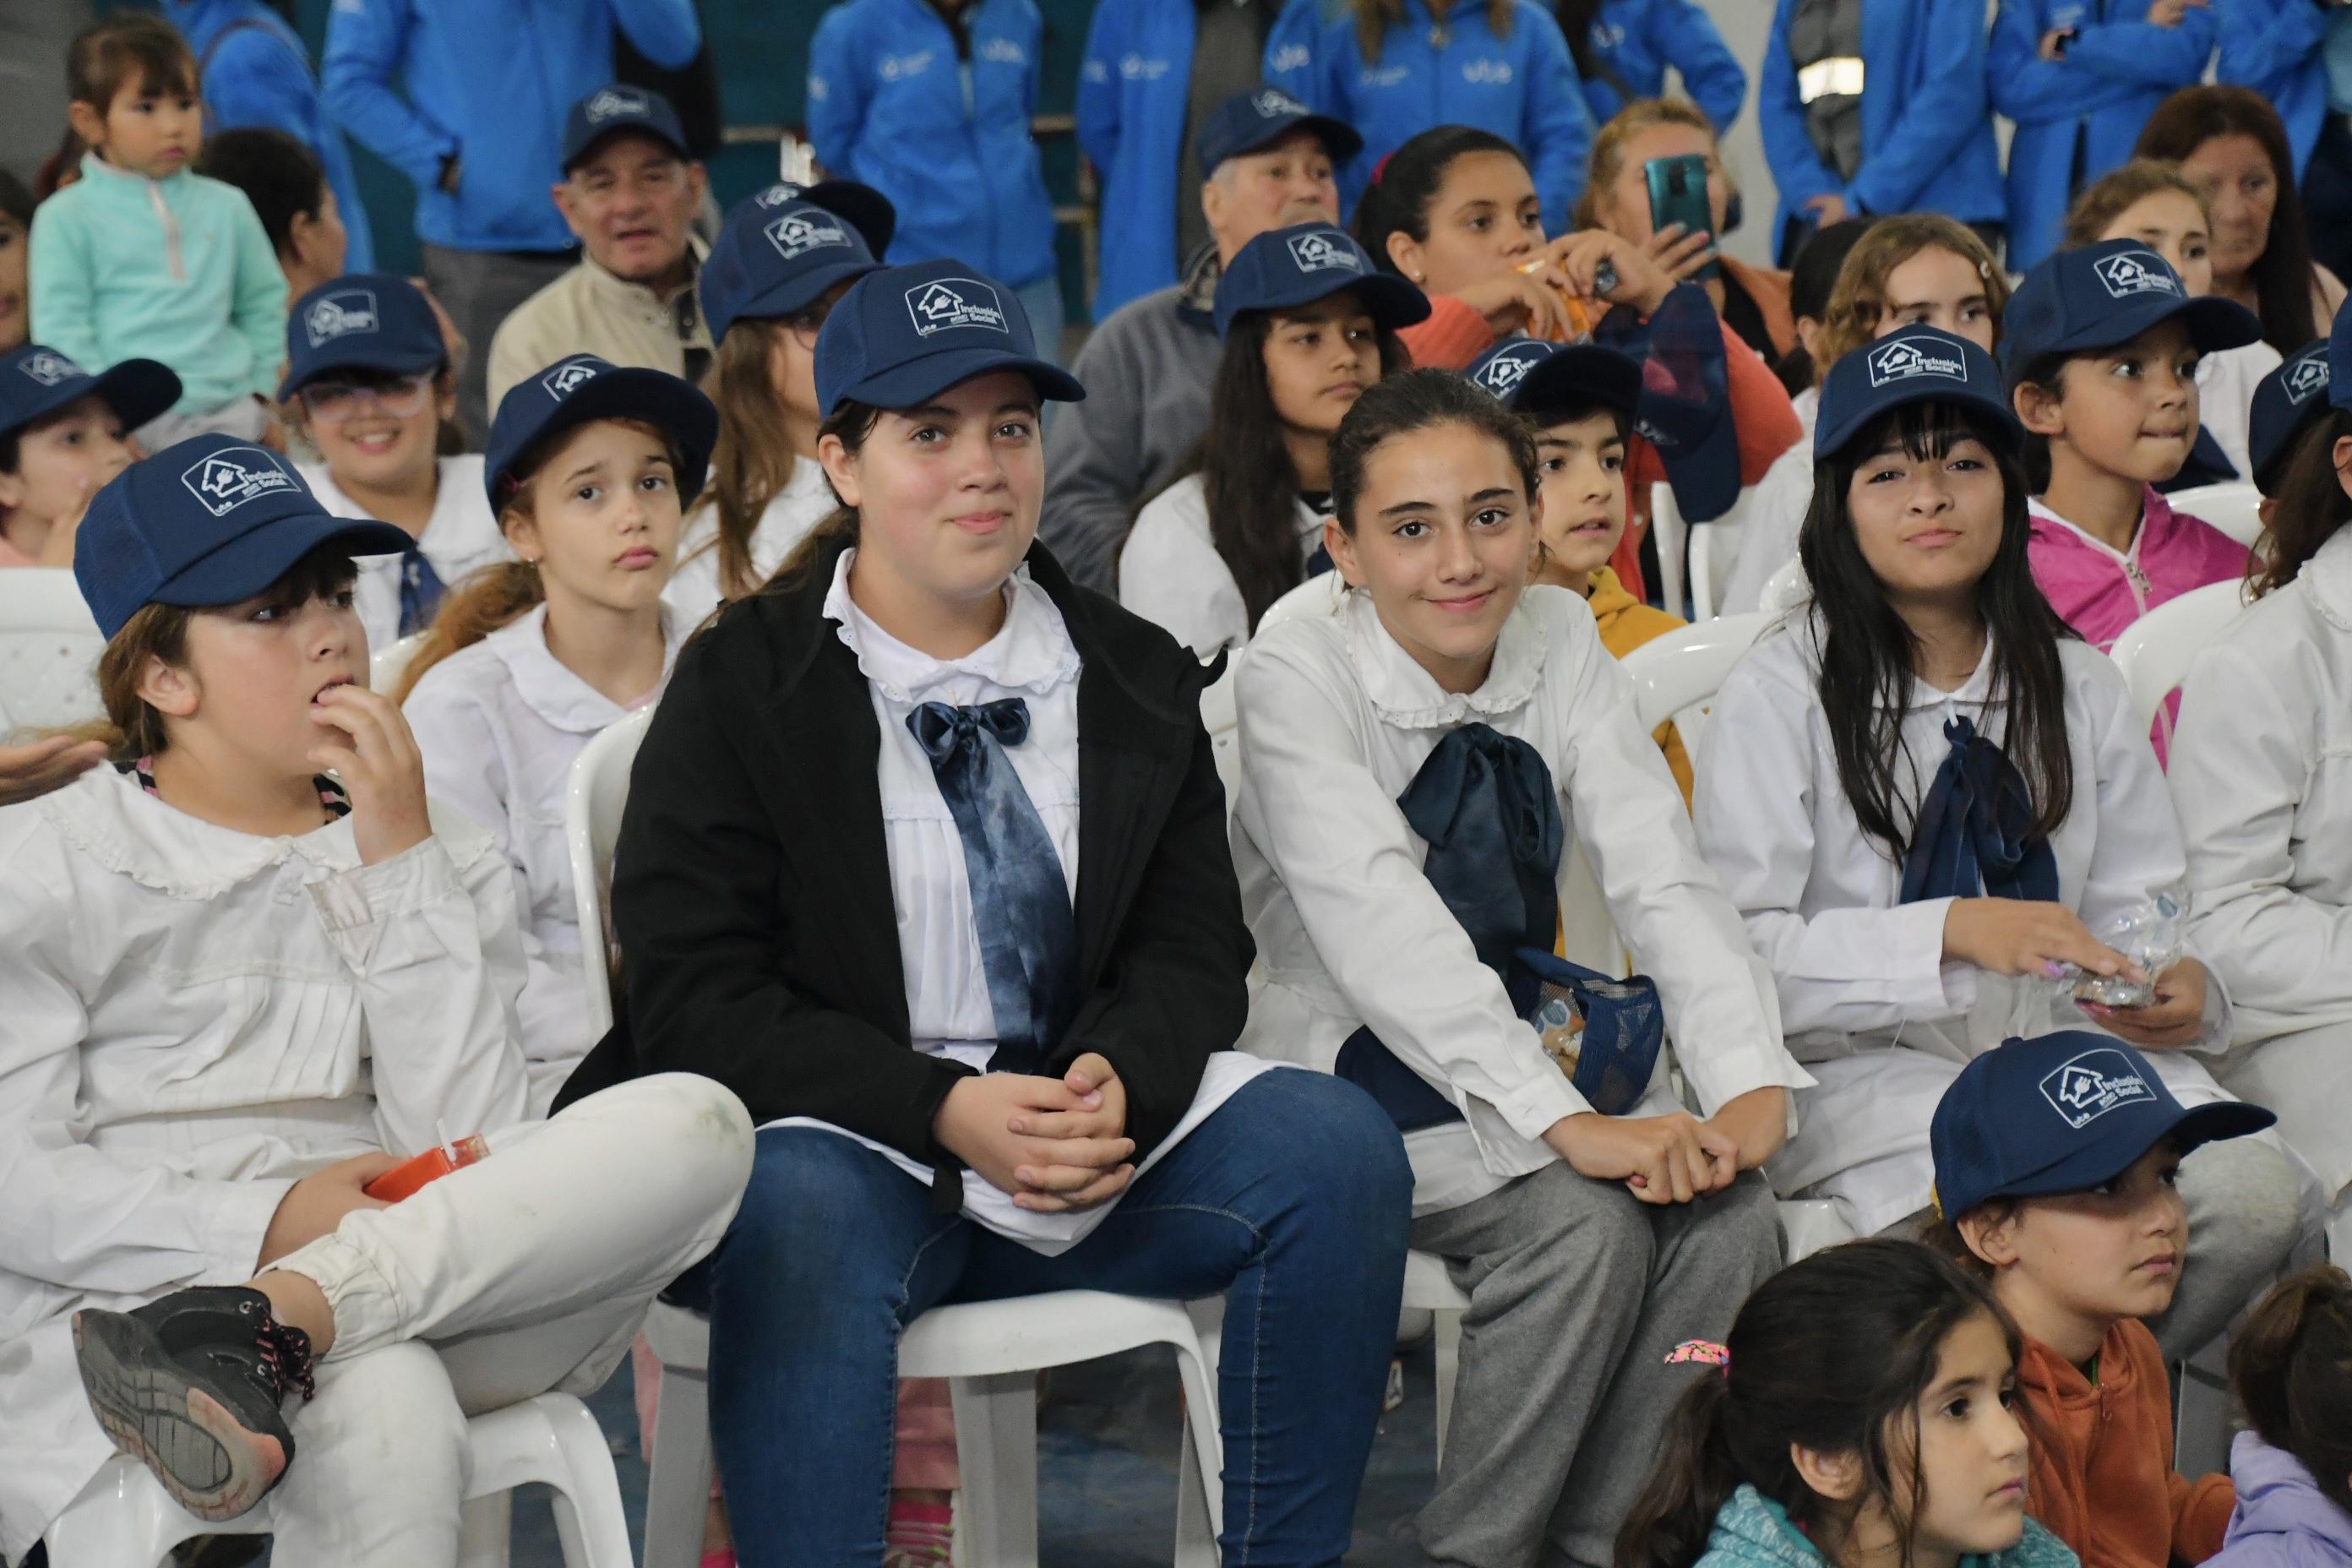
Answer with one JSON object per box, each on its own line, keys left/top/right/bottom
{"left": 242, "top": 1297, "right": 318, "bottom": 1403}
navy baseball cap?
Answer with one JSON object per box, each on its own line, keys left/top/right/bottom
{"left": 1213, "top": 224, "right": 1429, "bottom": 340}
{"left": 1193, "top": 85, "right": 1362, "bottom": 176}
{"left": 280, "top": 274, "right": 448, "bottom": 400}
{"left": 0, "top": 345, "right": 179, "bottom": 446}
{"left": 484, "top": 354, "right": 719, "bottom": 509}
{"left": 560, "top": 84, "right": 690, "bottom": 172}
{"left": 2248, "top": 340, "right": 2330, "bottom": 495}
{"left": 1930, "top": 1032, "right": 2275, "bottom": 1222}
{"left": 700, "top": 187, "right": 890, "bottom": 344}
{"left": 1466, "top": 337, "right": 1642, "bottom": 423}
{"left": 736, "top": 180, "right": 896, "bottom": 259}
{"left": 814, "top": 259, "right": 1084, "bottom": 416}
{"left": 1816, "top": 326, "right": 2023, "bottom": 460}
{"left": 2000, "top": 239, "right": 2261, "bottom": 382}
{"left": 74, "top": 434, "right": 411, "bottom": 639}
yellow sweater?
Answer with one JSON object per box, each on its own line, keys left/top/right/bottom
{"left": 1585, "top": 567, "right": 1695, "bottom": 808}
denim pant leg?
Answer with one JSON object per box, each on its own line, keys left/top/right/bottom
{"left": 668, "top": 1126, "right": 971, "bottom": 1568}
{"left": 952, "top": 1070, "right": 1413, "bottom": 1568}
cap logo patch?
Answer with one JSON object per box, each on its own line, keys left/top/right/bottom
{"left": 2287, "top": 351, "right": 2331, "bottom": 405}
{"left": 1473, "top": 346, "right": 1544, "bottom": 398}
{"left": 1253, "top": 88, "right": 1306, "bottom": 118}
{"left": 17, "top": 351, "right": 82, "bottom": 387}
{"left": 180, "top": 446, "right": 297, "bottom": 517}
{"left": 2039, "top": 1048, "right": 2158, "bottom": 1130}
{"left": 2093, "top": 250, "right": 2180, "bottom": 300}
{"left": 1866, "top": 336, "right": 1967, "bottom": 389}
{"left": 542, "top": 358, "right": 602, "bottom": 398}
{"left": 906, "top": 278, "right": 1007, "bottom": 337}
{"left": 754, "top": 182, "right": 807, "bottom": 210}
{"left": 765, "top": 209, "right": 849, "bottom": 261}
{"left": 303, "top": 289, "right": 378, "bottom": 347}
{"left": 585, "top": 88, "right": 647, "bottom": 122}
{"left": 1287, "top": 231, "right": 1359, "bottom": 275}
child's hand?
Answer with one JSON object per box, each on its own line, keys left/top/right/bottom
{"left": 1704, "top": 1086, "right": 1789, "bottom": 1172}
{"left": 257, "top": 1151, "right": 400, "bottom": 1266}
{"left": 308, "top": 685, "right": 431, "bottom": 865}
{"left": 1544, "top": 1110, "right": 1738, "bottom": 1204}
{"left": 1942, "top": 897, "right": 2136, "bottom": 983}
{"left": 2087, "top": 957, "right": 2209, "bottom": 1048}
{"left": 37, "top": 478, "right": 95, "bottom": 567}
{"left": 0, "top": 735, "right": 106, "bottom": 806}
{"left": 1453, "top": 270, "right": 1576, "bottom": 340}
{"left": 1549, "top": 229, "right": 1674, "bottom": 314}
{"left": 1641, "top": 221, "right": 1719, "bottom": 287}
{"left": 935, "top": 1072, "right": 1136, "bottom": 1212}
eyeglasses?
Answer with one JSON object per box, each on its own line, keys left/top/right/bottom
{"left": 299, "top": 373, "right": 434, "bottom": 426}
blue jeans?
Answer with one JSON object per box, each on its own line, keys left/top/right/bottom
{"left": 669, "top": 1068, "right": 1412, "bottom": 1567}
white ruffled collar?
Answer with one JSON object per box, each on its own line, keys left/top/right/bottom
{"left": 821, "top": 547, "right": 1081, "bottom": 703}
{"left": 487, "top": 602, "right": 683, "bottom": 732}
{"left": 41, "top": 763, "right": 365, "bottom": 901}
{"left": 1341, "top": 582, "right": 1549, "bottom": 727}
{"left": 2300, "top": 526, "right": 2352, "bottom": 633}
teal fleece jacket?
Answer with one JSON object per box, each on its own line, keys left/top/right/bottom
{"left": 1694, "top": 1486, "right": 2081, "bottom": 1568}
{"left": 29, "top": 153, "right": 287, "bottom": 415}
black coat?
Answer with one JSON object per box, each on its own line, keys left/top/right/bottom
{"left": 553, "top": 533, "right": 1251, "bottom": 1203}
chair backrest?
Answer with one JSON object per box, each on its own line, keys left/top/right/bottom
{"left": 0, "top": 568, "right": 106, "bottom": 733}
{"left": 369, "top": 631, "right": 429, "bottom": 697}
{"left": 2109, "top": 579, "right": 2251, "bottom": 728}
{"left": 1686, "top": 506, "right": 1741, "bottom": 623}
{"left": 2166, "top": 482, "right": 2264, "bottom": 550}
{"left": 1647, "top": 481, "right": 1687, "bottom": 620}
{"left": 565, "top": 705, "right": 656, "bottom": 1037}
{"left": 1759, "top": 557, "right": 1810, "bottom": 616}
{"left": 1255, "top": 569, "right": 1347, "bottom": 637}
{"left": 1619, "top": 612, "right": 1769, "bottom": 748}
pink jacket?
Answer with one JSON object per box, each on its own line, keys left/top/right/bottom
{"left": 2028, "top": 486, "right": 2255, "bottom": 763}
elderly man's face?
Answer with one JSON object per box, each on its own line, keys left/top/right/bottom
{"left": 554, "top": 132, "right": 706, "bottom": 285}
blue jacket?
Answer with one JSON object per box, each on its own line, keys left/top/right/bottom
{"left": 1075, "top": 0, "right": 1195, "bottom": 319}
{"left": 169, "top": 0, "right": 376, "bottom": 273}
{"left": 808, "top": 0, "right": 1057, "bottom": 289}
{"left": 1759, "top": 0, "right": 2006, "bottom": 240}
{"left": 2213, "top": 0, "right": 2332, "bottom": 175}
{"left": 1991, "top": 0, "right": 2218, "bottom": 270}
{"left": 1577, "top": 0, "right": 1747, "bottom": 134}
{"left": 321, "top": 0, "right": 699, "bottom": 253}
{"left": 1266, "top": 0, "right": 1593, "bottom": 234}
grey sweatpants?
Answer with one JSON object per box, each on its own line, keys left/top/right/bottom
{"left": 421, "top": 243, "right": 573, "bottom": 444}
{"left": 1408, "top": 1165, "right": 1783, "bottom": 1568}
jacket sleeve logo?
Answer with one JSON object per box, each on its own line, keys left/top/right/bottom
{"left": 906, "top": 279, "right": 1008, "bottom": 336}
{"left": 180, "top": 447, "right": 298, "bottom": 516}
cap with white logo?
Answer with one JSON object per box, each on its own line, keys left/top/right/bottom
{"left": 700, "top": 180, "right": 896, "bottom": 344}
{"left": 280, "top": 274, "right": 448, "bottom": 400}
{"left": 1462, "top": 336, "right": 1641, "bottom": 424}
{"left": 483, "top": 353, "right": 719, "bottom": 510}
{"left": 1213, "top": 223, "right": 1429, "bottom": 340}
{"left": 1815, "top": 325, "right": 2021, "bottom": 460}
{"left": 1929, "top": 1030, "right": 2273, "bottom": 1222}
{"left": 1192, "top": 84, "right": 1363, "bottom": 175}
{"left": 1999, "top": 237, "right": 2261, "bottom": 383}
{"left": 813, "top": 259, "right": 1084, "bottom": 417}
{"left": 2248, "top": 337, "right": 2332, "bottom": 495}
{"left": 0, "top": 342, "right": 180, "bottom": 447}
{"left": 74, "top": 433, "right": 411, "bottom": 638}
{"left": 560, "top": 84, "right": 690, "bottom": 172}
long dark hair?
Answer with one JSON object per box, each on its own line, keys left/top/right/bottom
{"left": 1799, "top": 401, "right": 2077, "bottom": 861}
{"left": 1330, "top": 368, "right": 1539, "bottom": 535}
{"left": 1355, "top": 125, "right": 1528, "bottom": 278}
{"left": 1555, "top": 0, "right": 1604, "bottom": 77}
{"left": 1158, "top": 308, "right": 1410, "bottom": 629}
{"left": 2230, "top": 1266, "right": 2352, "bottom": 1517}
{"left": 1777, "top": 217, "right": 1873, "bottom": 396}
{"left": 772, "top": 399, "right": 880, "bottom": 589}
{"left": 1615, "top": 1240, "right": 2020, "bottom": 1568}
{"left": 2256, "top": 407, "right": 2352, "bottom": 596}
{"left": 2137, "top": 86, "right": 2320, "bottom": 354}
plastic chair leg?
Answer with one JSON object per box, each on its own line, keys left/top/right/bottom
{"left": 41, "top": 1462, "right": 181, "bottom": 1568}
{"left": 948, "top": 1370, "right": 1043, "bottom": 1568}
{"left": 534, "top": 1392, "right": 638, "bottom": 1568}
{"left": 642, "top": 1359, "right": 716, "bottom": 1568}
{"left": 2175, "top": 1336, "right": 2235, "bottom": 1481}
{"left": 456, "top": 1489, "right": 512, "bottom": 1568}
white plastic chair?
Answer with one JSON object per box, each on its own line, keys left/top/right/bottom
{"left": 2165, "top": 481, "right": 2264, "bottom": 551}
{"left": 1619, "top": 612, "right": 1770, "bottom": 764}
{"left": 1648, "top": 482, "right": 1688, "bottom": 621}
{"left": 1254, "top": 569, "right": 1347, "bottom": 637}
{"left": 563, "top": 714, "right": 1228, "bottom": 1568}
{"left": 42, "top": 1391, "right": 634, "bottom": 1568}
{"left": 1758, "top": 557, "right": 1811, "bottom": 616}
{"left": 0, "top": 567, "right": 105, "bottom": 732}
{"left": 2106, "top": 580, "right": 2251, "bottom": 729}
{"left": 1686, "top": 512, "right": 1742, "bottom": 624}
{"left": 371, "top": 629, "right": 431, "bottom": 696}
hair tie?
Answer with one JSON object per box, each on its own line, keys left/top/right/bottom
{"left": 1666, "top": 1340, "right": 1730, "bottom": 1374}
{"left": 1371, "top": 152, "right": 1395, "bottom": 187}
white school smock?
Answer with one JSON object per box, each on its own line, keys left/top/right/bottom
{"left": 662, "top": 455, "right": 836, "bottom": 621}
{"left": 401, "top": 602, "right": 685, "bottom": 1114}
{"left": 1117, "top": 471, "right": 1328, "bottom": 657}
{"left": 759, "top": 549, "right": 1272, "bottom": 1253}
{"left": 1693, "top": 617, "right": 2239, "bottom": 1236}
{"left": 0, "top": 767, "right": 530, "bottom": 1560}
{"left": 1231, "top": 585, "right": 1810, "bottom": 1217}
{"left": 300, "top": 455, "right": 511, "bottom": 658}
{"left": 2197, "top": 339, "right": 2283, "bottom": 488}
{"left": 1718, "top": 386, "right": 1819, "bottom": 618}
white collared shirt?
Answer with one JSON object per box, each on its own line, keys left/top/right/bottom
{"left": 1232, "top": 585, "right": 1810, "bottom": 1216}
{"left": 0, "top": 768, "right": 528, "bottom": 1554}
{"left": 663, "top": 455, "right": 837, "bottom": 621}
{"left": 1118, "top": 471, "right": 1328, "bottom": 658}
{"left": 402, "top": 602, "right": 685, "bottom": 1113}
{"left": 299, "top": 455, "right": 511, "bottom": 656}
{"left": 1693, "top": 617, "right": 2237, "bottom": 1233}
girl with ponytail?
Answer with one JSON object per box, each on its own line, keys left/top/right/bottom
{"left": 1615, "top": 1239, "right": 2070, "bottom": 1568}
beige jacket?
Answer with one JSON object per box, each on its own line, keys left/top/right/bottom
{"left": 485, "top": 238, "right": 710, "bottom": 410}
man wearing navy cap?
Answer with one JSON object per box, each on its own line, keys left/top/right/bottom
{"left": 486, "top": 85, "right": 710, "bottom": 421}
{"left": 1044, "top": 85, "right": 1358, "bottom": 592}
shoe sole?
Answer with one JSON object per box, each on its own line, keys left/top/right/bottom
{"left": 72, "top": 1310, "right": 287, "bottom": 1522}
